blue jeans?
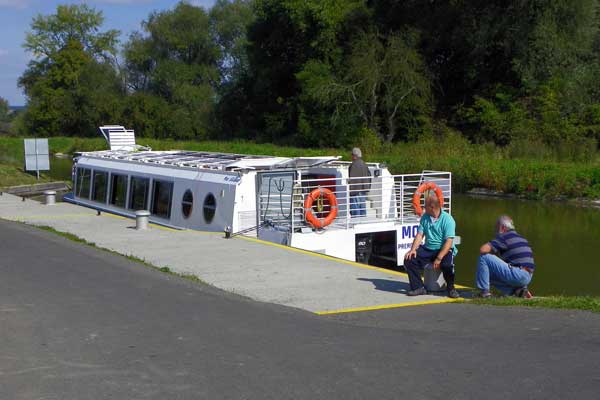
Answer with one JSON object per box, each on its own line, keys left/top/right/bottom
{"left": 350, "top": 193, "right": 367, "bottom": 216}
{"left": 476, "top": 254, "right": 532, "bottom": 295}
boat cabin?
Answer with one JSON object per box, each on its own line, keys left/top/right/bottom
{"left": 67, "top": 126, "right": 453, "bottom": 269}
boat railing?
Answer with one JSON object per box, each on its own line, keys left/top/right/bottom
{"left": 287, "top": 171, "right": 452, "bottom": 232}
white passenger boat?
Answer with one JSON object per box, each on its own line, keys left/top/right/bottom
{"left": 66, "top": 126, "right": 453, "bottom": 268}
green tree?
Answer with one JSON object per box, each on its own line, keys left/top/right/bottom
{"left": 0, "top": 97, "right": 9, "bottom": 122}
{"left": 18, "top": 4, "right": 123, "bottom": 137}
{"left": 234, "top": 0, "right": 367, "bottom": 143}
{"left": 298, "top": 31, "right": 431, "bottom": 143}
{"left": 123, "top": 1, "right": 219, "bottom": 139}
{"left": 24, "top": 4, "right": 118, "bottom": 63}
{"left": 209, "top": 0, "right": 255, "bottom": 84}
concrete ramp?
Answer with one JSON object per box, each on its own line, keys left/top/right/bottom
{"left": 0, "top": 193, "right": 463, "bottom": 314}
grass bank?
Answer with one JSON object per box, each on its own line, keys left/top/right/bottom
{"left": 471, "top": 296, "right": 600, "bottom": 313}
{"left": 1, "top": 135, "right": 599, "bottom": 199}
{"left": 0, "top": 163, "right": 55, "bottom": 187}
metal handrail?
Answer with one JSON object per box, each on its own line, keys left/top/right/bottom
{"left": 290, "top": 171, "right": 452, "bottom": 231}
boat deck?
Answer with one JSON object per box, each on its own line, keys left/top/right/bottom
{"left": 78, "top": 149, "right": 341, "bottom": 172}
{"left": 0, "top": 193, "right": 467, "bottom": 314}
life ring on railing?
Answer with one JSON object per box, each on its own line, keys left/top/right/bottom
{"left": 304, "top": 187, "right": 338, "bottom": 229}
{"left": 412, "top": 182, "right": 444, "bottom": 216}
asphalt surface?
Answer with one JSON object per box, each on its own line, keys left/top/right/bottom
{"left": 0, "top": 193, "right": 462, "bottom": 313}
{"left": 1, "top": 219, "right": 599, "bottom": 400}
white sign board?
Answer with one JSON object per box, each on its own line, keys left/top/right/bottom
{"left": 24, "top": 138, "right": 50, "bottom": 174}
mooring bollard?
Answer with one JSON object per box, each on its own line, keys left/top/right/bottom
{"left": 135, "top": 210, "right": 150, "bottom": 230}
{"left": 43, "top": 190, "right": 56, "bottom": 205}
{"left": 424, "top": 263, "right": 447, "bottom": 292}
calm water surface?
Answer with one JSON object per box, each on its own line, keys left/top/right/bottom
{"left": 46, "top": 156, "right": 73, "bottom": 181}
{"left": 452, "top": 194, "right": 600, "bottom": 296}
{"left": 36, "top": 158, "right": 600, "bottom": 296}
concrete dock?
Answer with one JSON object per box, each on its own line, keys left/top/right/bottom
{"left": 0, "top": 193, "right": 464, "bottom": 314}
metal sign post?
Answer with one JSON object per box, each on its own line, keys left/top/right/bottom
{"left": 24, "top": 138, "right": 50, "bottom": 180}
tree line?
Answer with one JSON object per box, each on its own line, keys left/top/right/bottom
{"left": 9, "top": 0, "right": 600, "bottom": 150}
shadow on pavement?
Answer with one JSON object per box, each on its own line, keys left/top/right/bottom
{"left": 357, "top": 277, "right": 474, "bottom": 298}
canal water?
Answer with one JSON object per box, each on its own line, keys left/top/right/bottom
{"left": 46, "top": 156, "right": 73, "bottom": 181}
{"left": 453, "top": 194, "right": 600, "bottom": 296}
{"left": 22, "top": 157, "right": 600, "bottom": 296}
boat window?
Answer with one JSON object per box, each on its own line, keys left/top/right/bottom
{"left": 151, "top": 180, "right": 173, "bottom": 219}
{"left": 129, "top": 176, "right": 149, "bottom": 210}
{"left": 182, "top": 189, "right": 193, "bottom": 218}
{"left": 110, "top": 174, "right": 128, "bottom": 208}
{"left": 75, "top": 167, "right": 91, "bottom": 199}
{"left": 91, "top": 171, "right": 108, "bottom": 203}
{"left": 203, "top": 193, "right": 217, "bottom": 224}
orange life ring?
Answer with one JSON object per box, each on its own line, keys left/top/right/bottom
{"left": 304, "top": 187, "right": 338, "bottom": 229}
{"left": 412, "top": 182, "right": 444, "bottom": 216}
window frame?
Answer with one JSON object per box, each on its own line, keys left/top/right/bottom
{"left": 150, "top": 179, "right": 173, "bottom": 219}
{"left": 75, "top": 167, "right": 91, "bottom": 200}
{"left": 181, "top": 189, "right": 194, "bottom": 219}
{"left": 91, "top": 170, "right": 108, "bottom": 203}
{"left": 202, "top": 192, "right": 217, "bottom": 224}
{"left": 109, "top": 173, "right": 129, "bottom": 208}
{"left": 129, "top": 176, "right": 150, "bottom": 211}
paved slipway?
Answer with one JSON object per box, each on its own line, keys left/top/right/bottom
{"left": 0, "top": 193, "right": 464, "bottom": 314}
{"left": 1, "top": 195, "right": 599, "bottom": 399}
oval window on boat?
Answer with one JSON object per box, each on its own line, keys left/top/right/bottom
{"left": 203, "top": 193, "right": 217, "bottom": 224}
{"left": 182, "top": 189, "right": 193, "bottom": 218}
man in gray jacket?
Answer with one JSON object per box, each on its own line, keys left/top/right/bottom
{"left": 349, "top": 147, "right": 371, "bottom": 217}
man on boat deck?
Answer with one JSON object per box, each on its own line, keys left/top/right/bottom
{"left": 348, "top": 147, "right": 371, "bottom": 217}
{"left": 475, "top": 215, "right": 534, "bottom": 298}
{"left": 404, "top": 193, "right": 460, "bottom": 299}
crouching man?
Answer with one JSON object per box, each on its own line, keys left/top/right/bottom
{"left": 476, "top": 215, "right": 535, "bottom": 298}
{"left": 404, "top": 194, "right": 460, "bottom": 299}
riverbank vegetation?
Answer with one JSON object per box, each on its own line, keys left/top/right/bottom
{"left": 471, "top": 296, "right": 600, "bottom": 314}
{"left": 0, "top": 164, "right": 53, "bottom": 187}
{"left": 2, "top": 1, "right": 600, "bottom": 198}
{"left": 1, "top": 135, "right": 599, "bottom": 200}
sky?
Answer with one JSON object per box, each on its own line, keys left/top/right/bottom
{"left": 0, "top": 0, "right": 217, "bottom": 106}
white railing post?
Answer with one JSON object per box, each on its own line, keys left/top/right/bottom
{"left": 400, "top": 176, "right": 404, "bottom": 224}
{"left": 448, "top": 172, "right": 452, "bottom": 214}
{"left": 346, "top": 178, "right": 350, "bottom": 229}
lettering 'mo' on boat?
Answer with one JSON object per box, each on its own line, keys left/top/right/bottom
{"left": 66, "top": 126, "right": 453, "bottom": 269}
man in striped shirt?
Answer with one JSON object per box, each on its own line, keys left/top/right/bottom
{"left": 476, "top": 215, "right": 535, "bottom": 298}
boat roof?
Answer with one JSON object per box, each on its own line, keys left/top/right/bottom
{"left": 78, "top": 150, "right": 342, "bottom": 172}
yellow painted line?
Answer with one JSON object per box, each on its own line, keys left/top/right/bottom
{"left": 181, "top": 229, "right": 223, "bottom": 236}
{"left": 104, "top": 213, "right": 128, "bottom": 221}
{"left": 236, "top": 235, "right": 469, "bottom": 289}
{"left": 237, "top": 235, "right": 410, "bottom": 277}
{"left": 4, "top": 213, "right": 94, "bottom": 220}
{"left": 315, "top": 298, "right": 465, "bottom": 315}
{"left": 149, "top": 223, "right": 181, "bottom": 233}
{"left": 103, "top": 213, "right": 223, "bottom": 234}
{"left": 103, "top": 212, "right": 182, "bottom": 232}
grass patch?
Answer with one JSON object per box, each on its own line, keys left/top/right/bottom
{"left": 38, "top": 225, "right": 95, "bottom": 246}
{"left": 0, "top": 163, "right": 55, "bottom": 188}
{"left": 471, "top": 295, "right": 600, "bottom": 313}
{"left": 35, "top": 224, "right": 207, "bottom": 285}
